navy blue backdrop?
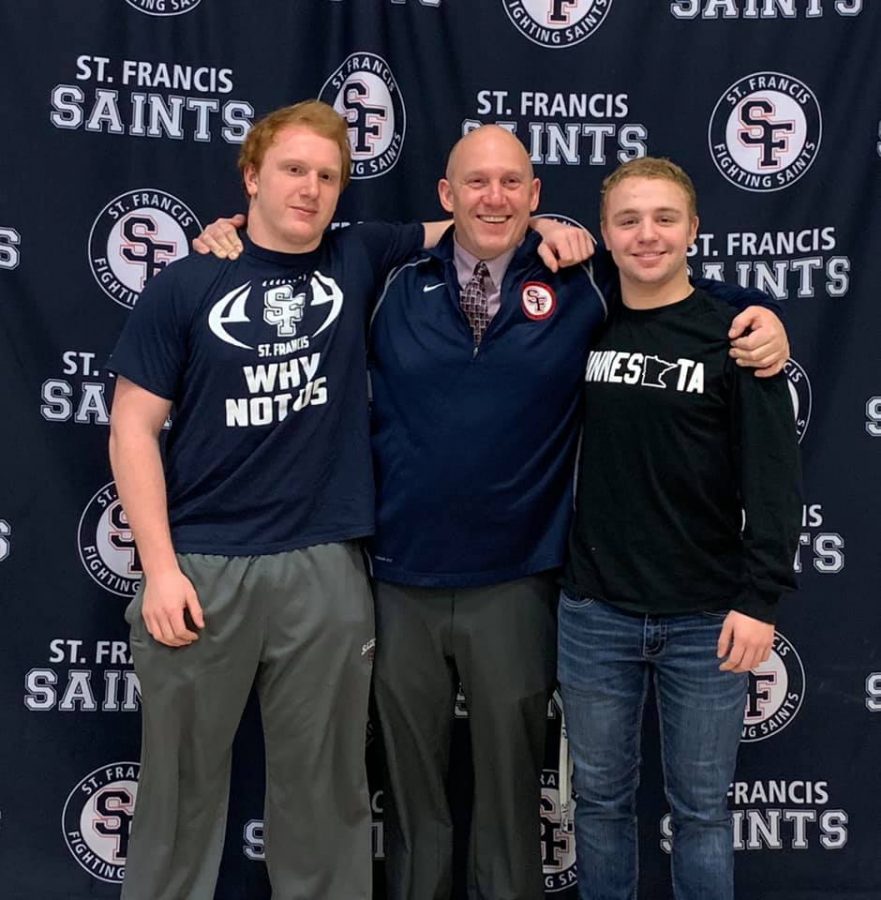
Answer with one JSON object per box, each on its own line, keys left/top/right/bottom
{"left": 1, "top": 1, "right": 880, "bottom": 897}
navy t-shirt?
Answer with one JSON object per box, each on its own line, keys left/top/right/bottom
{"left": 107, "top": 222, "right": 424, "bottom": 555}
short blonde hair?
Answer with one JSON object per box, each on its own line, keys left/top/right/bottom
{"left": 238, "top": 100, "right": 351, "bottom": 190}
{"left": 600, "top": 157, "right": 697, "bottom": 221}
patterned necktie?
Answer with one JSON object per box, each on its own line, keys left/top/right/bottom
{"left": 460, "top": 261, "right": 490, "bottom": 346}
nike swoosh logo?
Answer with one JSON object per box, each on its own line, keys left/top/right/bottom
{"left": 423, "top": 283, "right": 444, "bottom": 293}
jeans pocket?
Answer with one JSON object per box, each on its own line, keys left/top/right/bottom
{"left": 559, "top": 589, "right": 596, "bottom": 610}
{"left": 700, "top": 608, "right": 730, "bottom": 619}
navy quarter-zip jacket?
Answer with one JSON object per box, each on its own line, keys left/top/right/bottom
{"left": 368, "top": 228, "right": 608, "bottom": 587}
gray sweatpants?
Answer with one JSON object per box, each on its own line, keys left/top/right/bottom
{"left": 121, "top": 541, "right": 375, "bottom": 900}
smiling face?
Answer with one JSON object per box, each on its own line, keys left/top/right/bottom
{"left": 601, "top": 175, "right": 699, "bottom": 306}
{"left": 244, "top": 125, "right": 342, "bottom": 254}
{"left": 438, "top": 126, "right": 540, "bottom": 260}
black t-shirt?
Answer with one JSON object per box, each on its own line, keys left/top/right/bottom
{"left": 563, "top": 289, "right": 800, "bottom": 623}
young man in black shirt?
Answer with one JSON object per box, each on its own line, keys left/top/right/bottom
{"left": 559, "top": 158, "right": 801, "bottom": 900}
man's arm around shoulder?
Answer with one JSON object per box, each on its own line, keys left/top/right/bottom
{"left": 695, "top": 278, "right": 790, "bottom": 377}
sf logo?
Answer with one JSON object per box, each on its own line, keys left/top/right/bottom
{"left": 540, "top": 793, "right": 574, "bottom": 870}
{"left": 548, "top": 0, "right": 579, "bottom": 24}
{"left": 93, "top": 788, "right": 135, "bottom": 861}
{"left": 525, "top": 287, "right": 550, "bottom": 314}
{"left": 522, "top": 283, "right": 556, "bottom": 320}
{"left": 108, "top": 502, "right": 143, "bottom": 576}
{"left": 120, "top": 214, "right": 177, "bottom": 287}
{"left": 745, "top": 668, "right": 777, "bottom": 723}
{"left": 341, "top": 81, "right": 387, "bottom": 155}
{"left": 264, "top": 285, "right": 306, "bottom": 336}
{"left": 0, "top": 519, "right": 10, "bottom": 562}
{"left": 738, "top": 99, "right": 796, "bottom": 168}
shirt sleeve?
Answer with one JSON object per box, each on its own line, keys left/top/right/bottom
{"left": 729, "top": 363, "right": 802, "bottom": 623}
{"left": 351, "top": 221, "right": 425, "bottom": 286}
{"left": 105, "top": 267, "right": 189, "bottom": 400}
{"left": 694, "top": 276, "right": 784, "bottom": 320}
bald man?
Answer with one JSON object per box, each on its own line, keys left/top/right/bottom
{"left": 369, "top": 126, "right": 595, "bottom": 900}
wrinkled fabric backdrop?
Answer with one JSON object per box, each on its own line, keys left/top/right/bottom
{"left": 1, "top": 2, "right": 879, "bottom": 897}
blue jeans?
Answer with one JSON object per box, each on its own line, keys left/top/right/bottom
{"left": 557, "top": 593, "right": 747, "bottom": 900}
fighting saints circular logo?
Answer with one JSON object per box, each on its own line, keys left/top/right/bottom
{"left": 320, "top": 53, "right": 406, "bottom": 180}
{"left": 62, "top": 762, "right": 140, "bottom": 883}
{"left": 784, "top": 358, "right": 812, "bottom": 444}
{"left": 742, "top": 630, "right": 806, "bottom": 743}
{"left": 540, "top": 769, "right": 578, "bottom": 892}
{"left": 123, "top": 0, "right": 201, "bottom": 16}
{"left": 709, "top": 72, "right": 822, "bottom": 193}
{"left": 89, "top": 189, "right": 202, "bottom": 309}
{"left": 535, "top": 212, "right": 589, "bottom": 232}
{"left": 503, "top": 0, "right": 613, "bottom": 49}
{"left": 77, "top": 482, "right": 143, "bottom": 599}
